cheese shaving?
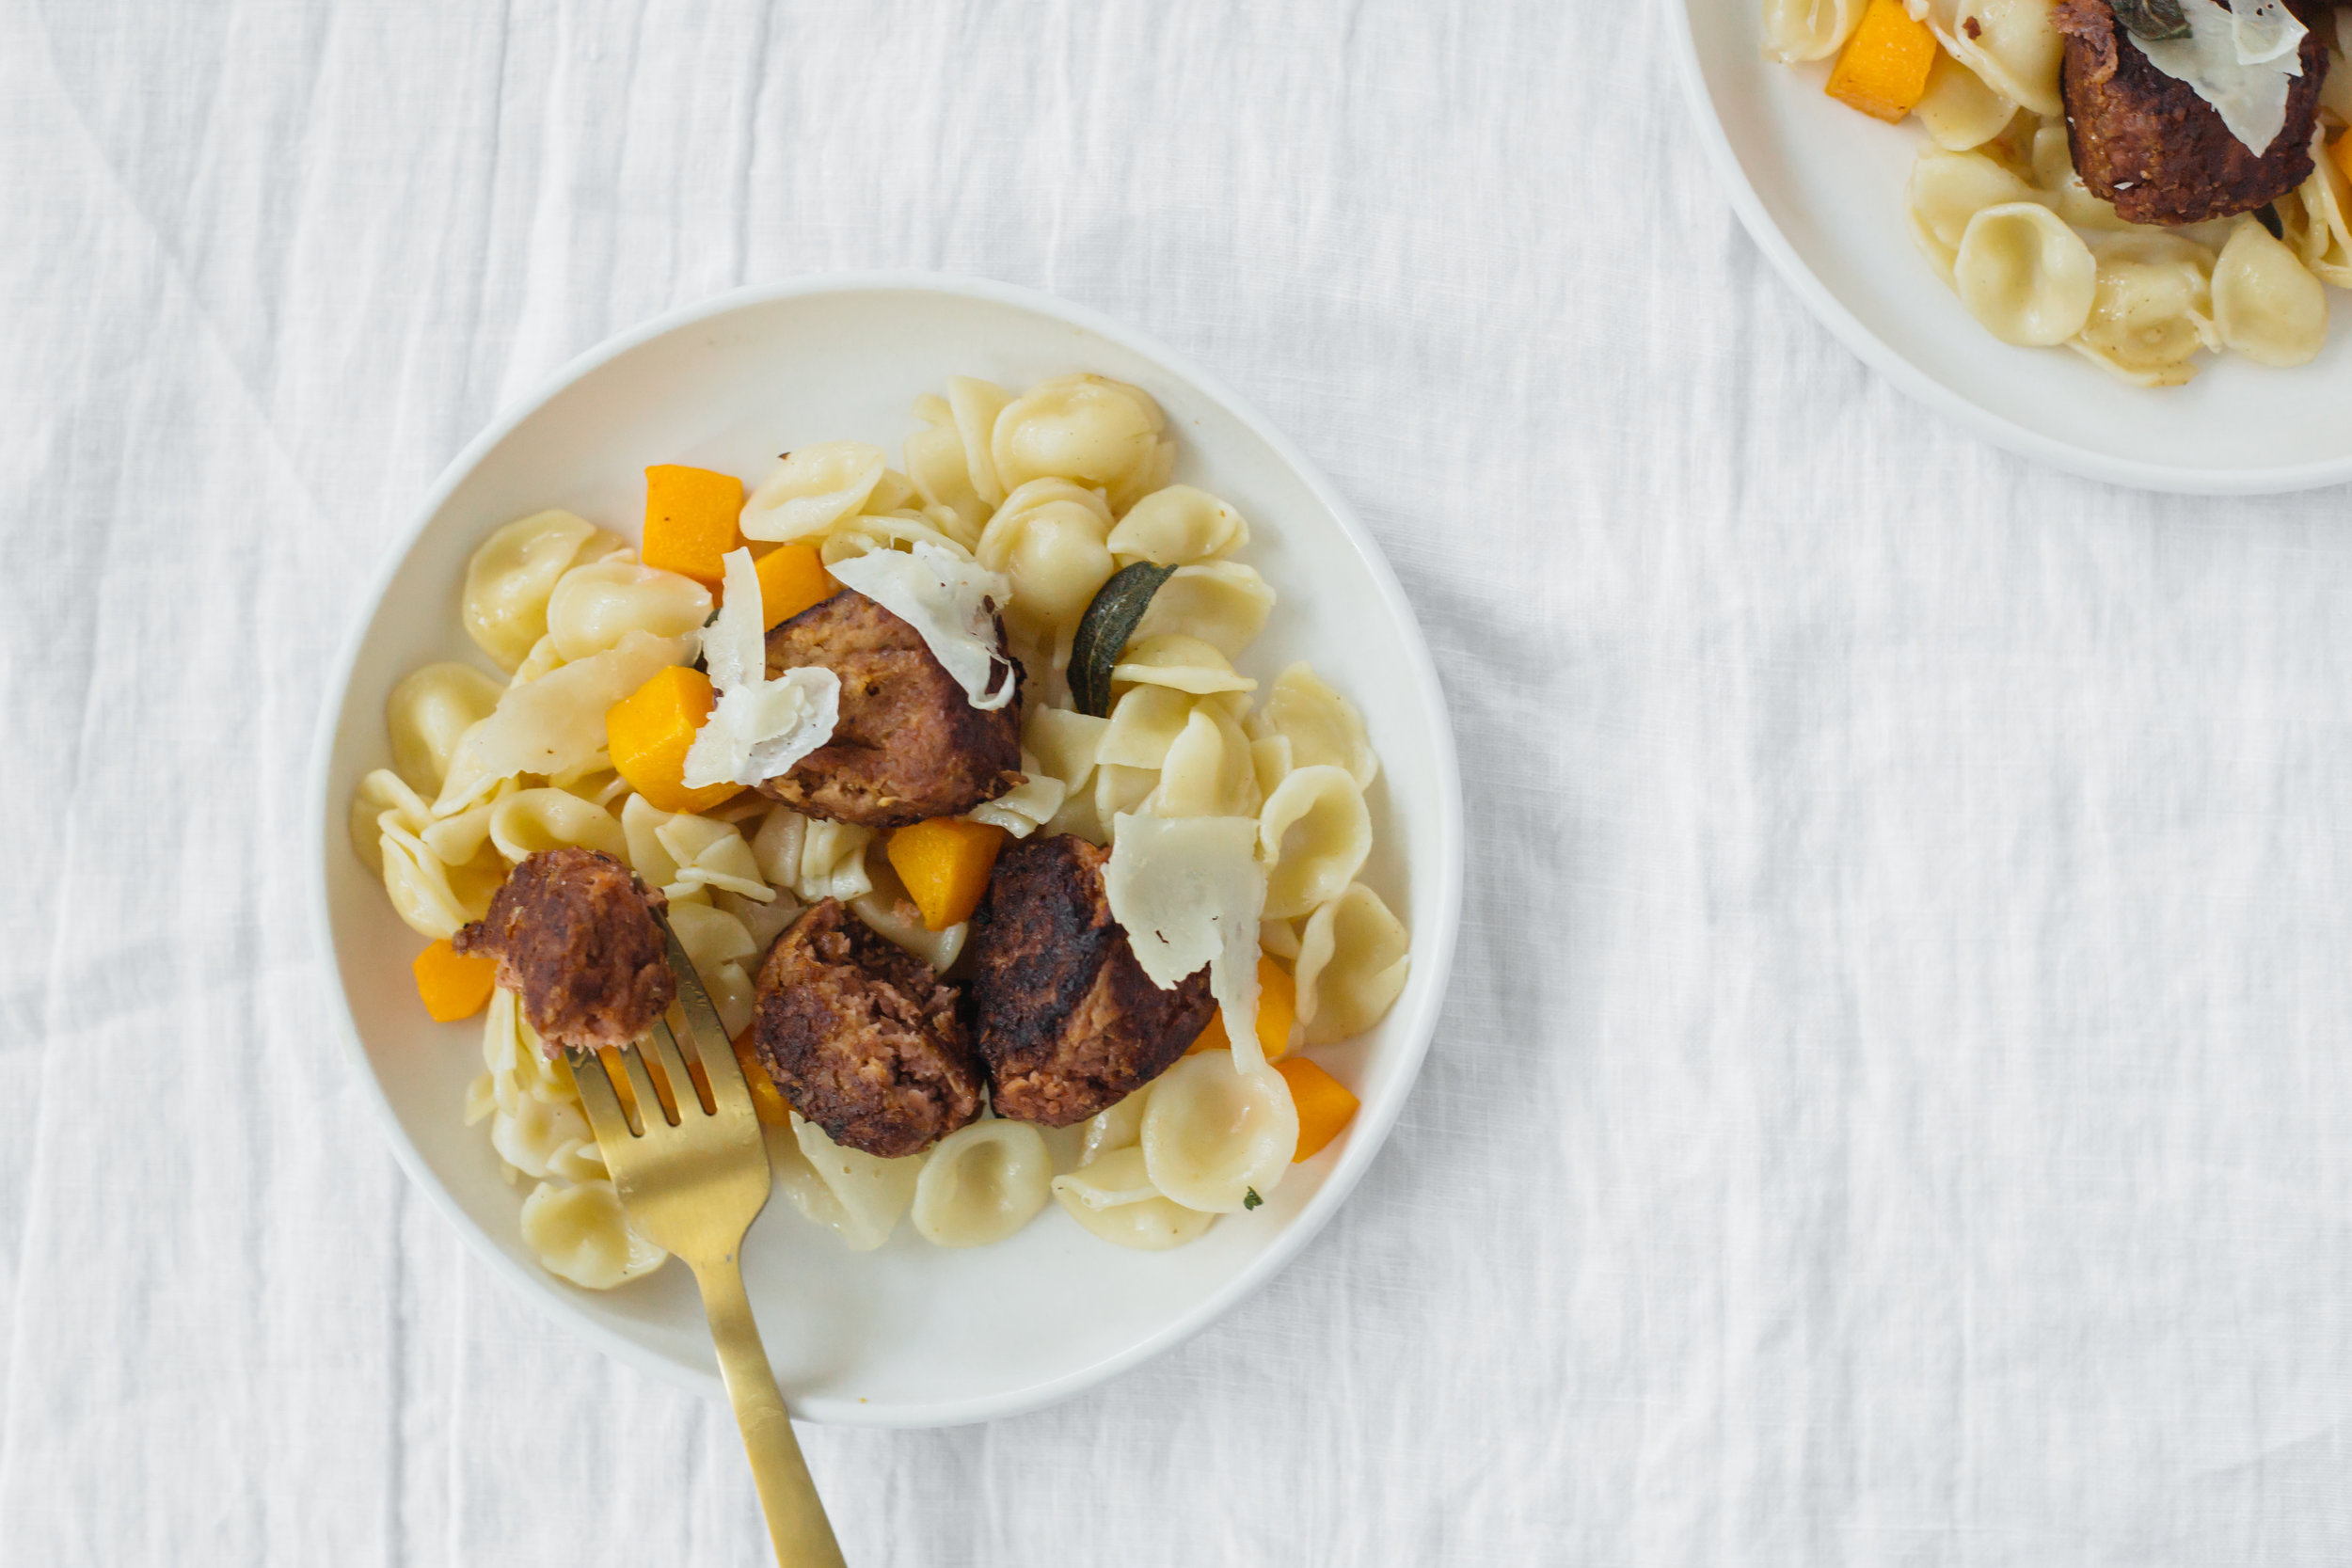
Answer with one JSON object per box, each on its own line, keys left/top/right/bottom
{"left": 1104, "top": 813, "right": 1269, "bottom": 1072}
{"left": 683, "top": 548, "right": 841, "bottom": 789}
{"left": 2136, "top": 0, "right": 2305, "bottom": 155}
{"left": 825, "top": 542, "right": 1017, "bottom": 711}
{"left": 434, "top": 629, "right": 693, "bottom": 814}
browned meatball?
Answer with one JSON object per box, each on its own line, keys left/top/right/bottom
{"left": 453, "top": 847, "right": 674, "bottom": 1055}
{"left": 2056, "top": 0, "right": 2327, "bottom": 225}
{"left": 755, "top": 590, "right": 1024, "bottom": 829}
{"left": 963, "top": 834, "right": 1216, "bottom": 1127}
{"left": 752, "top": 898, "right": 984, "bottom": 1157}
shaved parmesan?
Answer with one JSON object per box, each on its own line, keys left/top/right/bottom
{"left": 435, "top": 629, "right": 693, "bottom": 813}
{"left": 684, "top": 548, "right": 840, "bottom": 789}
{"left": 1104, "top": 814, "right": 1269, "bottom": 1072}
{"left": 2136, "top": 0, "right": 2306, "bottom": 155}
{"left": 826, "top": 543, "right": 1017, "bottom": 711}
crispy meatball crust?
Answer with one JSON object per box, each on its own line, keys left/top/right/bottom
{"left": 2057, "top": 0, "right": 2327, "bottom": 225}
{"left": 752, "top": 898, "right": 984, "bottom": 1157}
{"left": 452, "top": 847, "right": 673, "bottom": 1056}
{"left": 755, "top": 590, "right": 1024, "bottom": 830}
{"left": 963, "top": 834, "right": 1216, "bottom": 1127}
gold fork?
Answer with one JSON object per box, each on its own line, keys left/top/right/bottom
{"left": 570, "top": 912, "right": 846, "bottom": 1568}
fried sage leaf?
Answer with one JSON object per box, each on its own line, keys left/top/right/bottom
{"left": 1070, "top": 562, "right": 1178, "bottom": 717}
{"left": 2113, "top": 0, "right": 2191, "bottom": 43}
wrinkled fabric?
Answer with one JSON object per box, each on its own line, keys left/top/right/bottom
{"left": 8, "top": 1, "right": 2352, "bottom": 1564}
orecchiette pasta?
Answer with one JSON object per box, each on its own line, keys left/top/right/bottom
{"left": 773, "top": 1115, "right": 926, "bottom": 1251}
{"left": 751, "top": 805, "right": 809, "bottom": 888}
{"left": 1913, "top": 52, "right": 2014, "bottom": 150}
{"left": 545, "top": 559, "right": 712, "bottom": 661}
{"left": 911, "top": 1119, "right": 1053, "bottom": 1247}
{"left": 2293, "top": 144, "right": 2352, "bottom": 287}
{"left": 904, "top": 394, "right": 991, "bottom": 543}
{"left": 1249, "top": 663, "right": 1376, "bottom": 789}
{"left": 2213, "top": 220, "right": 2328, "bottom": 367}
{"left": 739, "top": 441, "right": 888, "bottom": 543}
{"left": 1294, "top": 882, "right": 1412, "bottom": 1045}
{"left": 666, "top": 900, "right": 756, "bottom": 987}
{"left": 1098, "top": 684, "right": 1198, "bottom": 771}
{"left": 1025, "top": 706, "right": 1110, "bottom": 795}
{"left": 1914, "top": 0, "right": 2063, "bottom": 118}
{"left": 1129, "top": 562, "right": 1275, "bottom": 656}
{"left": 489, "top": 787, "right": 628, "bottom": 864}
{"left": 654, "top": 812, "right": 772, "bottom": 900}
{"left": 964, "top": 750, "right": 1067, "bottom": 837}
{"left": 1259, "top": 765, "right": 1374, "bottom": 919}
{"left": 989, "top": 373, "right": 1173, "bottom": 513}
{"left": 518, "top": 1179, "right": 666, "bottom": 1290}
{"left": 462, "top": 510, "right": 614, "bottom": 673}
{"left": 797, "top": 819, "right": 876, "bottom": 903}
{"left": 1051, "top": 1147, "right": 1216, "bottom": 1250}
{"left": 1139, "top": 1051, "right": 1299, "bottom": 1212}
{"left": 2071, "top": 233, "right": 2217, "bottom": 387}
{"left": 976, "top": 479, "right": 1117, "bottom": 640}
{"left": 387, "top": 663, "right": 503, "bottom": 795}
{"left": 1106, "top": 486, "right": 1249, "bottom": 567}
{"left": 947, "top": 376, "right": 1014, "bottom": 506}
{"left": 1955, "top": 202, "right": 2097, "bottom": 346}
{"left": 1112, "top": 635, "right": 1258, "bottom": 698}
{"left": 1904, "top": 149, "right": 2041, "bottom": 284}
{"left": 1150, "top": 705, "right": 1261, "bottom": 820}
{"left": 1761, "top": 0, "right": 1864, "bottom": 60}
{"left": 1078, "top": 1084, "right": 1153, "bottom": 1165}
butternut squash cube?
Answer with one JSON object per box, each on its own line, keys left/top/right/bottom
{"left": 885, "top": 817, "right": 1007, "bottom": 932}
{"left": 752, "top": 544, "right": 835, "bottom": 630}
{"left": 1277, "top": 1056, "right": 1359, "bottom": 1163}
{"left": 643, "top": 465, "right": 744, "bottom": 587}
{"left": 2331, "top": 132, "right": 2352, "bottom": 194}
{"left": 1186, "top": 955, "right": 1297, "bottom": 1061}
{"left": 606, "top": 664, "right": 742, "bottom": 815}
{"left": 412, "top": 938, "right": 499, "bottom": 1022}
{"left": 1826, "top": 0, "right": 1937, "bottom": 123}
{"left": 732, "top": 1027, "right": 794, "bottom": 1126}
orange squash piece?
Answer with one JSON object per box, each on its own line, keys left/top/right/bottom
{"left": 752, "top": 544, "right": 836, "bottom": 630}
{"left": 732, "top": 1027, "right": 793, "bottom": 1126}
{"left": 1277, "top": 1056, "right": 1359, "bottom": 1164}
{"left": 606, "top": 664, "right": 741, "bottom": 815}
{"left": 2330, "top": 132, "right": 2352, "bottom": 193}
{"left": 642, "top": 465, "right": 743, "bottom": 587}
{"left": 1825, "top": 0, "right": 1937, "bottom": 123}
{"left": 1186, "top": 955, "right": 1297, "bottom": 1061}
{"left": 886, "top": 817, "right": 1008, "bottom": 931}
{"left": 413, "top": 938, "right": 499, "bottom": 1022}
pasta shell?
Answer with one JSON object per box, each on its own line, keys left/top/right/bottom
{"left": 911, "top": 1120, "right": 1053, "bottom": 1247}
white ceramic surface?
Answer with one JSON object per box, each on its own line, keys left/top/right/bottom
{"left": 1673, "top": 0, "right": 2352, "bottom": 493}
{"left": 310, "top": 275, "right": 1465, "bottom": 1429}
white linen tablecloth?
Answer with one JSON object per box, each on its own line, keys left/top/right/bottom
{"left": 10, "top": 1, "right": 2352, "bottom": 1562}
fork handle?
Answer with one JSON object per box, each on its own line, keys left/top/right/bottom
{"left": 691, "top": 1256, "right": 847, "bottom": 1568}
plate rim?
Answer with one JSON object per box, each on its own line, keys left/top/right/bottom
{"left": 1667, "top": 0, "right": 2352, "bottom": 496}
{"left": 306, "top": 270, "right": 1467, "bottom": 1427}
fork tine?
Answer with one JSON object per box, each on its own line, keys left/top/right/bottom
{"left": 571, "top": 1049, "right": 637, "bottom": 1145}
{"left": 654, "top": 911, "right": 756, "bottom": 1121}
{"left": 644, "top": 1015, "right": 705, "bottom": 1117}
{"left": 614, "top": 1042, "right": 672, "bottom": 1128}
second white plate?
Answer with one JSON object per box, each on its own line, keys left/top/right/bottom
{"left": 1674, "top": 0, "right": 2352, "bottom": 494}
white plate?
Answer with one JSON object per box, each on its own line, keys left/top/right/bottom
{"left": 1674, "top": 0, "right": 2352, "bottom": 493}
{"left": 309, "top": 275, "right": 1465, "bottom": 1428}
